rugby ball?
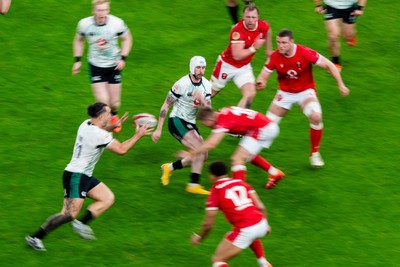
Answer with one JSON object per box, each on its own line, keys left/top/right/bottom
{"left": 132, "top": 113, "right": 158, "bottom": 128}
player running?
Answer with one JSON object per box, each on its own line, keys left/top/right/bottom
{"left": 179, "top": 106, "right": 284, "bottom": 189}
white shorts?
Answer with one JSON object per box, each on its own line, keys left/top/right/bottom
{"left": 227, "top": 218, "right": 269, "bottom": 249}
{"left": 239, "top": 122, "right": 279, "bottom": 155}
{"left": 272, "top": 88, "right": 319, "bottom": 110}
{"left": 210, "top": 56, "right": 255, "bottom": 91}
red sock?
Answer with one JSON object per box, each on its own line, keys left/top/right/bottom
{"left": 251, "top": 155, "right": 272, "bottom": 172}
{"left": 232, "top": 165, "right": 246, "bottom": 181}
{"left": 250, "top": 239, "right": 265, "bottom": 259}
{"left": 310, "top": 127, "right": 323, "bottom": 154}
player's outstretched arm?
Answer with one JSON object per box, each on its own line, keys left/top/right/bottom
{"left": 317, "top": 56, "right": 350, "bottom": 96}
{"left": 115, "top": 31, "right": 132, "bottom": 71}
{"left": 191, "top": 132, "right": 225, "bottom": 156}
{"left": 191, "top": 210, "right": 218, "bottom": 245}
{"left": 104, "top": 112, "right": 129, "bottom": 132}
{"left": 265, "top": 29, "right": 273, "bottom": 57}
{"left": 152, "top": 94, "right": 175, "bottom": 143}
{"left": 108, "top": 123, "right": 153, "bottom": 155}
{"left": 256, "top": 67, "right": 272, "bottom": 90}
{"left": 72, "top": 34, "right": 85, "bottom": 75}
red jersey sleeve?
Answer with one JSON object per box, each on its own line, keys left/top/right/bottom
{"left": 265, "top": 51, "right": 278, "bottom": 72}
{"left": 302, "top": 46, "right": 320, "bottom": 64}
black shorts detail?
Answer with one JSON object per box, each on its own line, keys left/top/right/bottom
{"left": 324, "top": 5, "right": 357, "bottom": 24}
{"left": 168, "top": 117, "right": 200, "bottom": 143}
{"left": 63, "top": 170, "right": 101, "bottom": 199}
{"left": 89, "top": 63, "right": 122, "bottom": 84}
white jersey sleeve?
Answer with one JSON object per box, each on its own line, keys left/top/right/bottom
{"left": 169, "top": 75, "right": 212, "bottom": 124}
{"left": 65, "top": 120, "right": 114, "bottom": 176}
{"left": 77, "top": 15, "right": 130, "bottom": 68}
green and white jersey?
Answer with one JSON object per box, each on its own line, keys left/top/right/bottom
{"left": 77, "top": 15, "right": 129, "bottom": 68}
{"left": 169, "top": 75, "right": 212, "bottom": 124}
{"left": 65, "top": 120, "right": 114, "bottom": 176}
{"left": 324, "top": 0, "right": 357, "bottom": 9}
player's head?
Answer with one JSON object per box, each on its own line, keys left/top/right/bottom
{"left": 189, "top": 56, "right": 206, "bottom": 75}
{"left": 276, "top": 29, "right": 294, "bottom": 55}
{"left": 277, "top": 29, "right": 293, "bottom": 40}
{"left": 92, "top": 0, "right": 110, "bottom": 7}
{"left": 208, "top": 161, "right": 228, "bottom": 179}
{"left": 92, "top": 0, "right": 110, "bottom": 24}
{"left": 243, "top": 3, "right": 259, "bottom": 30}
{"left": 88, "top": 102, "right": 109, "bottom": 118}
{"left": 197, "top": 107, "right": 216, "bottom": 127}
{"left": 88, "top": 102, "right": 112, "bottom": 127}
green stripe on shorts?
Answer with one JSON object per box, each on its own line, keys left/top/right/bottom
{"left": 70, "top": 173, "right": 82, "bottom": 198}
{"left": 172, "top": 117, "right": 189, "bottom": 137}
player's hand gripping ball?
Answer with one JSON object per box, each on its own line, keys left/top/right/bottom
{"left": 132, "top": 113, "right": 158, "bottom": 128}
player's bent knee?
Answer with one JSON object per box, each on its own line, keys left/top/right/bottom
{"left": 303, "top": 101, "right": 322, "bottom": 117}
{"left": 309, "top": 113, "right": 322, "bottom": 125}
{"left": 103, "top": 193, "right": 115, "bottom": 208}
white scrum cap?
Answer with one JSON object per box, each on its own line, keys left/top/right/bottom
{"left": 189, "top": 56, "right": 206, "bottom": 74}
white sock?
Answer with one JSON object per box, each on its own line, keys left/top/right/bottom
{"left": 258, "top": 257, "right": 268, "bottom": 267}
{"left": 268, "top": 167, "right": 277, "bottom": 175}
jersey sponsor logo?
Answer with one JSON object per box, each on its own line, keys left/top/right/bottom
{"left": 96, "top": 38, "right": 109, "bottom": 50}
{"left": 232, "top": 32, "right": 240, "bottom": 40}
{"left": 287, "top": 70, "right": 298, "bottom": 79}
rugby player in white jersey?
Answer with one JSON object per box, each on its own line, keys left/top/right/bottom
{"left": 72, "top": 0, "right": 132, "bottom": 133}
{"left": 313, "top": 0, "right": 367, "bottom": 70}
{"left": 152, "top": 56, "right": 212, "bottom": 195}
{"left": 26, "top": 102, "right": 153, "bottom": 251}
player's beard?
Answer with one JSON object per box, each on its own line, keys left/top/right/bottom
{"left": 194, "top": 73, "right": 203, "bottom": 81}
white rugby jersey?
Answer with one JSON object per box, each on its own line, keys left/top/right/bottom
{"left": 324, "top": 0, "right": 357, "bottom": 9}
{"left": 169, "top": 75, "right": 212, "bottom": 124}
{"left": 65, "top": 120, "right": 114, "bottom": 176}
{"left": 77, "top": 15, "right": 129, "bottom": 68}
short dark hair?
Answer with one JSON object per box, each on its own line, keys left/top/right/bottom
{"left": 88, "top": 102, "right": 108, "bottom": 118}
{"left": 277, "top": 29, "right": 293, "bottom": 40}
{"left": 197, "top": 107, "right": 215, "bottom": 121}
{"left": 209, "top": 161, "right": 228, "bottom": 177}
